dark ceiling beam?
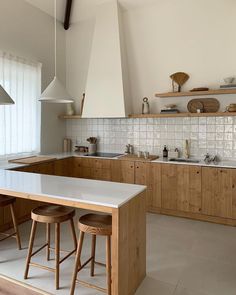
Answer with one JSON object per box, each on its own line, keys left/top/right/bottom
{"left": 64, "top": 0, "right": 73, "bottom": 30}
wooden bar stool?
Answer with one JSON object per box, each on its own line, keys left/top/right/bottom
{"left": 70, "top": 213, "right": 112, "bottom": 295}
{"left": 0, "top": 195, "right": 21, "bottom": 250}
{"left": 24, "top": 205, "right": 77, "bottom": 290}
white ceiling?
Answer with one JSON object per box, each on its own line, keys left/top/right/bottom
{"left": 24, "top": 0, "right": 158, "bottom": 23}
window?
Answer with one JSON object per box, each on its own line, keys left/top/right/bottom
{"left": 0, "top": 51, "right": 41, "bottom": 156}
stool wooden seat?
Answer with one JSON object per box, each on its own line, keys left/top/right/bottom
{"left": 70, "top": 214, "right": 112, "bottom": 295}
{"left": 32, "top": 205, "right": 75, "bottom": 223}
{"left": 24, "top": 205, "right": 77, "bottom": 290}
{"left": 0, "top": 195, "right": 21, "bottom": 250}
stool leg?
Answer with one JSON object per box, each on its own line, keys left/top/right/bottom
{"left": 24, "top": 220, "right": 37, "bottom": 279}
{"left": 90, "top": 235, "right": 96, "bottom": 277}
{"left": 69, "top": 218, "right": 77, "bottom": 250}
{"left": 10, "top": 203, "right": 21, "bottom": 250}
{"left": 106, "top": 236, "right": 111, "bottom": 295}
{"left": 55, "top": 223, "right": 60, "bottom": 290}
{"left": 70, "top": 231, "right": 84, "bottom": 295}
{"left": 46, "top": 223, "right": 50, "bottom": 261}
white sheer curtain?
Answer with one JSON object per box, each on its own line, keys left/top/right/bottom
{"left": 0, "top": 51, "right": 41, "bottom": 156}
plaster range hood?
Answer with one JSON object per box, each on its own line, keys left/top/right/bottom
{"left": 82, "top": 0, "right": 132, "bottom": 118}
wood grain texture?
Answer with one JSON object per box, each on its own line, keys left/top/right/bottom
{"left": 148, "top": 163, "right": 162, "bottom": 209}
{"left": 9, "top": 156, "right": 56, "bottom": 165}
{"left": 202, "top": 167, "right": 232, "bottom": 218}
{"left": 128, "top": 112, "right": 236, "bottom": 118}
{"left": 0, "top": 275, "right": 48, "bottom": 295}
{"left": 161, "top": 164, "right": 201, "bottom": 213}
{"left": 78, "top": 214, "right": 112, "bottom": 236}
{"left": 112, "top": 191, "right": 146, "bottom": 295}
{"left": 156, "top": 88, "right": 236, "bottom": 97}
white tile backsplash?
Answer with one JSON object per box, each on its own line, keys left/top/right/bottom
{"left": 66, "top": 116, "right": 236, "bottom": 160}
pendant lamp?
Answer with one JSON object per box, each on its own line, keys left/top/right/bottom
{"left": 0, "top": 85, "right": 15, "bottom": 105}
{"left": 39, "top": 0, "right": 73, "bottom": 103}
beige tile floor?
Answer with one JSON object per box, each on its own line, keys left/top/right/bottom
{"left": 0, "top": 212, "right": 236, "bottom": 295}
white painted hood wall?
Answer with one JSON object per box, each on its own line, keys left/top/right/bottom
{"left": 82, "top": 0, "right": 131, "bottom": 118}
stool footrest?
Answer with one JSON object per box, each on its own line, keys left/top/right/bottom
{"left": 29, "top": 262, "right": 55, "bottom": 273}
{"left": 76, "top": 279, "right": 107, "bottom": 294}
{"left": 31, "top": 243, "right": 48, "bottom": 257}
{"left": 0, "top": 232, "right": 17, "bottom": 242}
{"left": 49, "top": 247, "right": 75, "bottom": 254}
{"left": 59, "top": 249, "right": 76, "bottom": 264}
{"left": 78, "top": 257, "right": 93, "bottom": 272}
{"left": 95, "top": 261, "right": 106, "bottom": 267}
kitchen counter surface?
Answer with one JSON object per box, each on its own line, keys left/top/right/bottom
{"left": 152, "top": 158, "right": 236, "bottom": 169}
{"left": 0, "top": 169, "right": 146, "bottom": 208}
{"left": 2, "top": 152, "right": 236, "bottom": 170}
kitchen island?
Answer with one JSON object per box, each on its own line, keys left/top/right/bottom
{"left": 0, "top": 169, "right": 146, "bottom": 295}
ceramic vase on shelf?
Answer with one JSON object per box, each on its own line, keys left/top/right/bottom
{"left": 66, "top": 103, "right": 75, "bottom": 116}
{"left": 142, "top": 97, "right": 150, "bottom": 114}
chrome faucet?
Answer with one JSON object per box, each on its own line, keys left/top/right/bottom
{"left": 204, "top": 153, "right": 220, "bottom": 165}
{"left": 204, "top": 153, "right": 211, "bottom": 164}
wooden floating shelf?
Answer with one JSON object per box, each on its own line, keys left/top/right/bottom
{"left": 58, "top": 115, "right": 82, "bottom": 119}
{"left": 128, "top": 112, "right": 236, "bottom": 118}
{"left": 155, "top": 89, "right": 236, "bottom": 98}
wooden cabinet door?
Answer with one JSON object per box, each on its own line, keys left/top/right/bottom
{"left": 110, "top": 160, "right": 134, "bottom": 184}
{"left": 231, "top": 169, "right": 236, "bottom": 219}
{"left": 54, "top": 158, "right": 72, "bottom": 177}
{"left": 148, "top": 163, "right": 162, "bottom": 209}
{"left": 135, "top": 162, "right": 152, "bottom": 209}
{"left": 91, "top": 168, "right": 111, "bottom": 181}
{"left": 72, "top": 158, "right": 91, "bottom": 178}
{"left": 162, "top": 164, "right": 178, "bottom": 210}
{"left": 120, "top": 161, "right": 135, "bottom": 184}
{"left": 202, "top": 167, "right": 232, "bottom": 218}
{"left": 162, "top": 164, "right": 201, "bottom": 213}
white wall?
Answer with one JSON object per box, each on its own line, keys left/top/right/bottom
{"left": 66, "top": 0, "right": 236, "bottom": 114}
{"left": 66, "top": 18, "right": 95, "bottom": 113}
{"left": 0, "top": 0, "right": 67, "bottom": 153}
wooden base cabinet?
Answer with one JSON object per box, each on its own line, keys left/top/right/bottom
{"left": 202, "top": 167, "right": 235, "bottom": 219}
{"left": 161, "top": 164, "right": 201, "bottom": 213}
{"left": 148, "top": 163, "right": 162, "bottom": 210}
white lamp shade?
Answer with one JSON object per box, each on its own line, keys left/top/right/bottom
{"left": 0, "top": 85, "right": 15, "bottom": 105}
{"left": 39, "top": 76, "right": 74, "bottom": 103}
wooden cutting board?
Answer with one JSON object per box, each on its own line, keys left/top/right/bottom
{"left": 9, "top": 156, "right": 56, "bottom": 165}
{"left": 119, "top": 154, "right": 159, "bottom": 162}
{"left": 187, "top": 98, "right": 220, "bottom": 113}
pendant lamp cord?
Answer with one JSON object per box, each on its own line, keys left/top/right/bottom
{"left": 54, "top": 0, "right": 57, "bottom": 77}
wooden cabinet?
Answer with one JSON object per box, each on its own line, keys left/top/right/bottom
{"left": 72, "top": 157, "right": 111, "bottom": 181}
{"left": 18, "top": 161, "right": 55, "bottom": 175}
{"left": 10, "top": 161, "right": 55, "bottom": 224}
{"left": 202, "top": 167, "right": 234, "bottom": 218}
{"left": 161, "top": 164, "right": 201, "bottom": 213}
{"left": 148, "top": 163, "right": 162, "bottom": 209}
{"left": 111, "top": 160, "right": 135, "bottom": 184}
{"left": 54, "top": 158, "right": 73, "bottom": 177}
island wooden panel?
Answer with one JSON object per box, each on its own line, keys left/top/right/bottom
{"left": 112, "top": 191, "right": 146, "bottom": 295}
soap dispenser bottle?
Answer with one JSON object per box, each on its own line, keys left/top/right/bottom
{"left": 163, "top": 145, "right": 168, "bottom": 158}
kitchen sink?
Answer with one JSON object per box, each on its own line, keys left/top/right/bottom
{"left": 83, "top": 152, "right": 123, "bottom": 158}
{"left": 168, "top": 158, "right": 200, "bottom": 163}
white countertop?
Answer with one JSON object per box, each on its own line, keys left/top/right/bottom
{"left": 152, "top": 158, "right": 236, "bottom": 169}
{"left": 0, "top": 170, "right": 146, "bottom": 208}
{"left": 1, "top": 152, "right": 236, "bottom": 170}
